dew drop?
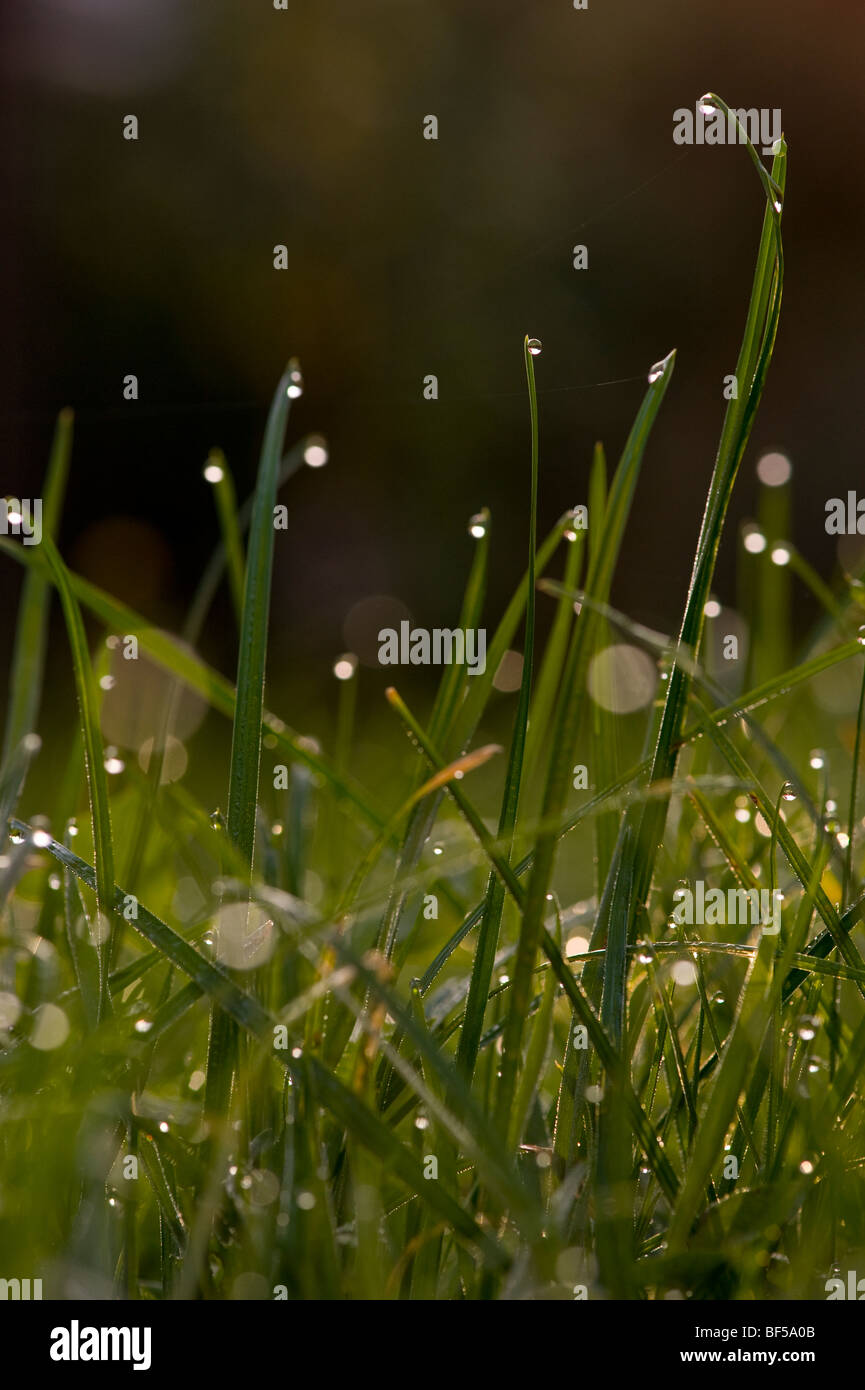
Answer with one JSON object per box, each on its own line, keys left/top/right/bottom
{"left": 647, "top": 360, "right": 666, "bottom": 384}
{"left": 809, "top": 749, "right": 826, "bottom": 770}
{"left": 210, "top": 809, "right": 225, "bottom": 830}
{"left": 333, "top": 653, "right": 358, "bottom": 681}
{"left": 134, "top": 1019, "right": 153, "bottom": 1035}
{"left": 857, "top": 625, "right": 865, "bottom": 648}
{"left": 698, "top": 93, "right": 718, "bottom": 114}
{"left": 303, "top": 435, "right": 328, "bottom": 468}
{"left": 468, "top": 512, "right": 487, "bottom": 539}
{"left": 743, "top": 526, "right": 767, "bottom": 554}
{"left": 7, "top": 824, "right": 25, "bottom": 845}
{"left": 286, "top": 361, "right": 304, "bottom": 399}
{"left": 796, "top": 1016, "right": 819, "bottom": 1042}
{"left": 671, "top": 959, "right": 697, "bottom": 987}
{"left": 527, "top": 338, "right": 542, "bottom": 356}
{"left": 781, "top": 782, "right": 797, "bottom": 802}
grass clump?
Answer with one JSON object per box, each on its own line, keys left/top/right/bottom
{"left": 2, "top": 105, "right": 864, "bottom": 1302}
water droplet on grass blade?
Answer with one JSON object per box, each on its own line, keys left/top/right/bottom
{"left": 527, "top": 338, "right": 542, "bottom": 356}
{"left": 671, "top": 958, "right": 697, "bottom": 987}
{"left": 468, "top": 512, "right": 487, "bottom": 538}
{"left": 303, "top": 435, "right": 328, "bottom": 468}
{"left": 744, "top": 526, "right": 767, "bottom": 554}
{"left": 286, "top": 361, "right": 304, "bottom": 399}
{"left": 781, "top": 782, "right": 797, "bottom": 802}
{"left": 210, "top": 809, "right": 225, "bottom": 830}
{"left": 809, "top": 749, "right": 826, "bottom": 769}
{"left": 333, "top": 653, "right": 357, "bottom": 681}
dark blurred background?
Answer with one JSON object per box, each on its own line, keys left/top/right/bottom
{"left": 3, "top": 0, "right": 864, "bottom": 769}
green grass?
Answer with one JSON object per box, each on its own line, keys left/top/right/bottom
{"left": 3, "top": 105, "right": 865, "bottom": 1300}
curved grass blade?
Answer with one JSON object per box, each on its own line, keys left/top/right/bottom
{"left": 3, "top": 408, "right": 73, "bottom": 760}
{"left": 457, "top": 335, "right": 539, "bottom": 1092}
{"left": 37, "top": 535, "right": 115, "bottom": 1004}
{"left": 207, "top": 361, "right": 297, "bottom": 1117}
